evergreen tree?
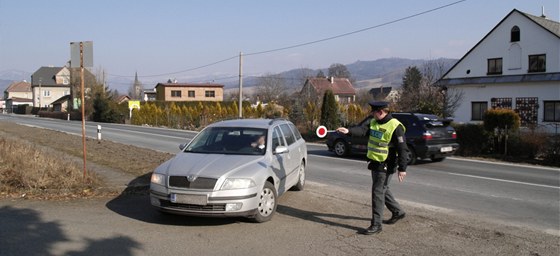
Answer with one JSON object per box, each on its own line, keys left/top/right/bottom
{"left": 320, "top": 90, "right": 340, "bottom": 129}
{"left": 397, "top": 66, "right": 424, "bottom": 112}
{"left": 92, "top": 91, "right": 120, "bottom": 123}
{"left": 289, "top": 98, "right": 306, "bottom": 126}
{"left": 316, "top": 70, "right": 325, "bottom": 78}
{"left": 402, "top": 66, "right": 422, "bottom": 91}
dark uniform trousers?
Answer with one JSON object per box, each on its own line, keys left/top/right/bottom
{"left": 368, "top": 160, "right": 404, "bottom": 227}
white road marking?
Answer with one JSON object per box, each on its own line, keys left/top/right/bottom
{"left": 447, "top": 172, "right": 559, "bottom": 189}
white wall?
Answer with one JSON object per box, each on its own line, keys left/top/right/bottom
{"left": 450, "top": 81, "right": 560, "bottom": 133}
{"left": 446, "top": 11, "right": 560, "bottom": 79}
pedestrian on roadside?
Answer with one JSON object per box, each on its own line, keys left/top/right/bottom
{"left": 336, "top": 101, "right": 408, "bottom": 235}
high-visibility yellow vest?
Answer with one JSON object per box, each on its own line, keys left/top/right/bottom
{"left": 366, "top": 118, "right": 405, "bottom": 162}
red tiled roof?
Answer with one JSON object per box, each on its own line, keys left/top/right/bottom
{"left": 307, "top": 77, "right": 356, "bottom": 95}
{"left": 5, "top": 81, "right": 31, "bottom": 92}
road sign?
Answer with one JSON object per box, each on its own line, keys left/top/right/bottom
{"left": 316, "top": 125, "right": 333, "bottom": 138}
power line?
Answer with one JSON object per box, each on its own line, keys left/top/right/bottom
{"left": 107, "top": 55, "right": 238, "bottom": 78}
{"left": 107, "top": 0, "right": 467, "bottom": 79}
{"left": 245, "top": 0, "right": 467, "bottom": 56}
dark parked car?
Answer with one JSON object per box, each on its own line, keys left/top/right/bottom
{"left": 326, "top": 113, "right": 459, "bottom": 164}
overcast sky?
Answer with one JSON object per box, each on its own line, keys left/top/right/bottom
{"left": 1, "top": 0, "right": 558, "bottom": 83}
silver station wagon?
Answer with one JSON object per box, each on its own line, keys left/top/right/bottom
{"left": 150, "top": 118, "right": 307, "bottom": 222}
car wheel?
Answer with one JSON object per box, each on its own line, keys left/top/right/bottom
{"left": 253, "top": 181, "right": 277, "bottom": 223}
{"left": 431, "top": 156, "right": 446, "bottom": 162}
{"left": 291, "top": 160, "right": 305, "bottom": 191}
{"left": 406, "top": 148, "right": 417, "bottom": 165}
{"left": 333, "top": 140, "right": 348, "bottom": 156}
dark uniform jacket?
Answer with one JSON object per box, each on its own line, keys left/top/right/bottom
{"left": 348, "top": 114, "right": 408, "bottom": 173}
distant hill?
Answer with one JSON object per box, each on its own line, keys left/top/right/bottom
{"left": 0, "top": 58, "right": 457, "bottom": 96}
{"left": 0, "top": 70, "right": 32, "bottom": 93}
{"left": 223, "top": 57, "right": 457, "bottom": 92}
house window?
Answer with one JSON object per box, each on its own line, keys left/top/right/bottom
{"left": 43, "top": 90, "right": 51, "bottom": 97}
{"left": 528, "top": 54, "right": 546, "bottom": 73}
{"left": 487, "top": 58, "right": 502, "bottom": 75}
{"left": 510, "top": 26, "right": 520, "bottom": 42}
{"left": 171, "top": 90, "right": 181, "bottom": 97}
{"left": 205, "top": 91, "right": 215, "bottom": 98}
{"left": 491, "top": 98, "right": 512, "bottom": 109}
{"left": 516, "top": 97, "right": 538, "bottom": 126}
{"left": 188, "top": 90, "right": 195, "bottom": 98}
{"left": 543, "top": 101, "right": 560, "bottom": 122}
{"left": 471, "top": 102, "right": 488, "bottom": 121}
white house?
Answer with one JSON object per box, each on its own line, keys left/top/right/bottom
{"left": 438, "top": 9, "right": 560, "bottom": 133}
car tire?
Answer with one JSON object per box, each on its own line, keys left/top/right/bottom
{"left": 291, "top": 160, "right": 305, "bottom": 191}
{"left": 333, "top": 140, "right": 349, "bottom": 156}
{"left": 431, "top": 156, "right": 446, "bottom": 162}
{"left": 253, "top": 181, "right": 277, "bottom": 223}
{"left": 406, "top": 148, "right": 417, "bottom": 165}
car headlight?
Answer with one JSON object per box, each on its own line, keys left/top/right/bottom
{"left": 151, "top": 173, "right": 166, "bottom": 186}
{"left": 221, "top": 178, "right": 256, "bottom": 190}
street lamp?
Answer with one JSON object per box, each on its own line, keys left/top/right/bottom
{"left": 440, "top": 85, "right": 448, "bottom": 118}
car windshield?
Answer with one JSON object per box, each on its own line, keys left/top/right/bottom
{"left": 416, "top": 114, "right": 447, "bottom": 127}
{"left": 184, "top": 127, "right": 267, "bottom": 155}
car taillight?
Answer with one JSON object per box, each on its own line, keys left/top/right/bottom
{"left": 452, "top": 131, "right": 457, "bottom": 139}
{"left": 422, "top": 132, "right": 433, "bottom": 140}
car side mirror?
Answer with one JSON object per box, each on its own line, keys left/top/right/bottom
{"left": 274, "top": 146, "right": 288, "bottom": 154}
{"left": 179, "top": 143, "right": 187, "bottom": 151}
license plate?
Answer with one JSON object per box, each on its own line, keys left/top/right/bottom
{"left": 170, "top": 193, "right": 207, "bottom": 205}
{"left": 441, "top": 146, "right": 453, "bottom": 153}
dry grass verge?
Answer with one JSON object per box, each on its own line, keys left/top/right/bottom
{"left": 0, "top": 137, "right": 101, "bottom": 199}
{"left": 0, "top": 122, "right": 174, "bottom": 199}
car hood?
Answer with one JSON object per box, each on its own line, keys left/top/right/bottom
{"left": 158, "top": 152, "right": 263, "bottom": 178}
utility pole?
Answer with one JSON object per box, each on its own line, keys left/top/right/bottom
{"left": 38, "top": 78, "right": 42, "bottom": 110}
{"left": 80, "top": 42, "right": 87, "bottom": 178}
{"left": 238, "top": 52, "right": 243, "bottom": 118}
{"left": 70, "top": 41, "right": 93, "bottom": 179}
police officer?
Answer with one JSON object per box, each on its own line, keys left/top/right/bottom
{"left": 336, "top": 101, "right": 408, "bottom": 235}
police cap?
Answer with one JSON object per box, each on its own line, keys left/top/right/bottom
{"left": 368, "top": 101, "right": 389, "bottom": 111}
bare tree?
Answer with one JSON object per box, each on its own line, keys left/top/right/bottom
{"left": 255, "top": 73, "right": 286, "bottom": 103}
{"left": 396, "top": 60, "right": 463, "bottom": 117}
{"left": 354, "top": 88, "right": 374, "bottom": 108}
{"left": 224, "top": 89, "right": 239, "bottom": 102}
{"left": 327, "top": 63, "right": 353, "bottom": 83}
{"left": 424, "top": 59, "right": 464, "bottom": 118}
{"left": 439, "top": 85, "right": 464, "bottom": 118}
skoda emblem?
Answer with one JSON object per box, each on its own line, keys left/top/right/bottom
{"left": 187, "top": 175, "right": 197, "bottom": 182}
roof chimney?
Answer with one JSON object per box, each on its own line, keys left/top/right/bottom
{"left": 541, "top": 6, "right": 547, "bottom": 18}
{"left": 329, "top": 76, "right": 334, "bottom": 84}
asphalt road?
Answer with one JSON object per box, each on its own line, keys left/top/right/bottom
{"left": 1, "top": 114, "right": 559, "bottom": 234}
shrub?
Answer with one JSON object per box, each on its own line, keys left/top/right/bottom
{"left": 506, "top": 131, "right": 548, "bottom": 159}
{"left": 543, "top": 135, "right": 560, "bottom": 166}
{"left": 454, "top": 123, "right": 490, "bottom": 156}
{"left": 483, "top": 108, "right": 520, "bottom": 132}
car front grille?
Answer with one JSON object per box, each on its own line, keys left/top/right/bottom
{"left": 161, "top": 201, "right": 226, "bottom": 211}
{"left": 168, "top": 176, "right": 217, "bottom": 189}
